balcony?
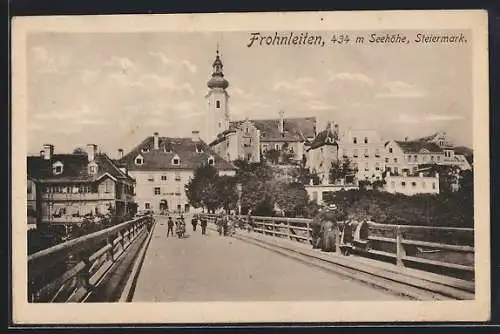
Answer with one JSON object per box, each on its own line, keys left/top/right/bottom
{"left": 42, "top": 192, "right": 115, "bottom": 201}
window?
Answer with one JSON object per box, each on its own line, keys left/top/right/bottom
{"left": 247, "top": 153, "right": 252, "bottom": 161}
{"left": 375, "top": 149, "right": 380, "bottom": 157}
{"left": 364, "top": 149, "right": 369, "bottom": 157}
{"left": 216, "top": 100, "right": 221, "bottom": 109}
{"left": 196, "top": 144, "right": 203, "bottom": 153}
{"left": 208, "top": 157, "right": 215, "bottom": 166}
{"left": 175, "top": 172, "right": 181, "bottom": 181}
{"left": 389, "top": 147, "right": 393, "bottom": 153}
{"left": 135, "top": 155, "right": 144, "bottom": 165}
{"left": 364, "top": 163, "right": 369, "bottom": 171}
{"left": 245, "top": 127, "right": 249, "bottom": 133}
{"left": 353, "top": 149, "right": 358, "bottom": 158}
{"left": 275, "top": 144, "right": 280, "bottom": 150}
{"left": 172, "top": 155, "right": 180, "bottom": 165}
{"left": 393, "top": 158, "right": 398, "bottom": 163}
{"left": 412, "top": 182, "right": 416, "bottom": 187}
{"left": 375, "top": 162, "right": 380, "bottom": 170}
{"left": 54, "top": 166, "right": 63, "bottom": 174}
{"left": 385, "top": 158, "right": 389, "bottom": 163}
{"left": 154, "top": 187, "right": 160, "bottom": 195}
{"left": 141, "top": 148, "right": 149, "bottom": 153}
{"left": 394, "top": 167, "right": 399, "bottom": 174}
{"left": 414, "top": 155, "right": 418, "bottom": 161}
{"left": 145, "top": 203, "right": 151, "bottom": 209}
{"left": 27, "top": 183, "right": 32, "bottom": 194}
{"left": 262, "top": 144, "right": 268, "bottom": 152}
{"left": 147, "top": 175, "right": 154, "bottom": 182}
{"left": 432, "top": 183, "right": 436, "bottom": 189}
{"left": 353, "top": 137, "right": 357, "bottom": 144}
{"left": 364, "top": 137, "right": 368, "bottom": 144}
{"left": 437, "top": 156, "right": 441, "bottom": 162}
{"left": 104, "top": 181, "right": 112, "bottom": 193}
{"left": 161, "top": 175, "right": 167, "bottom": 181}
{"left": 407, "top": 155, "right": 412, "bottom": 161}
{"left": 431, "top": 155, "right": 435, "bottom": 161}
{"left": 401, "top": 182, "right": 406, "bottom": 187}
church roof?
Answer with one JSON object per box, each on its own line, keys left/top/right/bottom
{"left": 120, "top": 136, "right": 235, "bottom": 171}
{"left": 230, "top": 116, "right": 316, "bottom": 142}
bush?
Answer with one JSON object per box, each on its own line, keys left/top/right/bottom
{"left": 323, "top": 189, "right": 473, "bottom": 228}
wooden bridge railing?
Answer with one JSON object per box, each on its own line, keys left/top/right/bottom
{"left": 28, "top": 214, "right": 155, "bottom": 303}
{"left": 203, "top": 214, "right": 474, "bottom": 279}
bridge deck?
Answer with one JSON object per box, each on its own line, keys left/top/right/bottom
{"left": 132, "top": 216, "right": 403, "bottom": 302}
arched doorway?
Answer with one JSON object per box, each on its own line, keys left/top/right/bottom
{"left": 159, "top": 199, "right": 168, "bottom": 214}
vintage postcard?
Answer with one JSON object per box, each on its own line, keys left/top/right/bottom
{"left": 11, "top": 10, "right": 489, "bottom": 324}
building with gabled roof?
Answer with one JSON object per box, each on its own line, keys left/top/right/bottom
{"left": 27, "top": 144, "right": 136, "bottom": 228}
{"left": 120, "top": 131, "right": 236, "bottom": 213}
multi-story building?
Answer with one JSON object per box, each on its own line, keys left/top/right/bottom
{"left": 338, "top": 128, "right": 385, "bottom": 182}
{"left": 27, "top": 144, "right": 136, "bottom": 228}
{"left": 304, "top": 122, "right": 340, "bottom": 184}
{"left": 119, "top": 131, "right": 236, "bottom": 213}
{"left": 205, "top": 49, "right": 316, "bottom": 164}
{"left": 384, "top": 171, "right": 440, "bottom": 196}
{"left": 384, "top": 132, "right": 472, "bottom": 176}
{"left": 27, "top": 177, "right": 38, "bottom": 230}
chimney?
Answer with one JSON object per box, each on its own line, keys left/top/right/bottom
{"left": 333, "top": 124, "right": 339, "bottom": 140}
{"left": 278, "top": 110, "right": 285, "bottom": 133}
{"left": 86, "top": 144, "right": 97, "bottom": 162}
{"left": 192, "top": 130, "right": 200, "bottom": 142}
{"left": 404, "top": 136, "right": 408, "bottom": 142}
{"left": 118, "top": 148, "right": 124, "bottom": 159}
{"left": 419, "top": 172, "right": 424, "bottom": 178}
{"left": 40, "top": 150, "right": 44, "bottom": 157}
{"left": 42, "top": 144, "right": 54, "bottom": 160}
{"left": 153, "top": 132, "right": 159, "bottom": 150}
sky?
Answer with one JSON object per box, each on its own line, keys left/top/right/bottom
{"left": 26, "top": 30, "right": 473, "bottom": 157}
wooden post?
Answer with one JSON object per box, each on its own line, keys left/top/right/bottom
{"left": 287, "top": 220, "right": 292, "bottom": 240}
{"left": 306, "top": 221, "right": 311, "bottom": 244}
{"left": 396, "top": 226, "right": 406, "bottom": 267}
{"left": 335, "top": 225, "right": 341, "bottom": 254}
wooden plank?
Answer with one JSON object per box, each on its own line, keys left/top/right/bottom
{"left": 403, "top": 255, "right": 475, "bottom": 272}
{"left": 369, "top": 236, "right": 397, "bottom": 243}
{"left": 88, "top": 243, "right": 112, "bottom": 262}
{"left": 402, "top": 239, "right": 474, "bottom": 253}
{"left": 36, "top": 261, "right": 86, "bottom": 300}
{"left": 367, "top": 249, "right": 397, "bottom": 258}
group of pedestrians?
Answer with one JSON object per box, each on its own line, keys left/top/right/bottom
{"left": 166, "top": 214, "right": 208, "bottom": 238}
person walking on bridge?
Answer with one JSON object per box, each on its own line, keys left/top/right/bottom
{"left": 167, "top": 216, "right": 174, "bottom": 237}
{"left": 191, "top": 215, "right": 198, "bottom": 232}
{"left": 200, "top": 217, "right": 208, "bottom": 235}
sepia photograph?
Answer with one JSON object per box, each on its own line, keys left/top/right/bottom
{"left": 11, "top": 10, "right": 490, "bottom": 324}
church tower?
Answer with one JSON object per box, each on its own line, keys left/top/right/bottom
{"left": 205, "top": 48, "right": 230, "bottom": 143}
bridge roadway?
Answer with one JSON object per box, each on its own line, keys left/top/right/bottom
{"left": 132, "top": 215, "right": 404, "bottom": 302}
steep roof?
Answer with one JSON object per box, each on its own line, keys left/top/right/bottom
{"left": 27, "top": 153, "right": 132, "bottom": 183}
{"left": 304, "top": 128, "right": 338, "bottom": 151}
{"left": 120, "top": 136, "right": 235, "bottom": 171}
{"left": 230, "top": 116, "right": 316, "bottom": 142}
{"left": 394, "top": 140, "right": 443, "bottom": 154}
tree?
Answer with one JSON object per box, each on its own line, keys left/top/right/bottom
{"left": 185, "top": 164, "right": 221, "bottom": 212}
{"left": 73, "top": 147, "right": 86, "bottom": 155}
{"left": 234, "top": 159, "right": 276, "bottom": 215}
{"left": 329, "top": 157, "right": 356, "bottom": 184}
{"left": 216, "top": 175, "right": 238, "bottom": 211}
{"left": 274, "top": 181, "right": 309, "bottom": 217}
{"left": 265, "top": 149, "right": 281, "bottom": 165}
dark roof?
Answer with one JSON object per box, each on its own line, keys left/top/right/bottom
{"left": 304, "top": 128, "right": 338, "bottom": 151}
{"left": 27, "top": 153, "right": 133, "bottom": 183}
{"left": 120, "top": 136, "right": 235, "bottom": 171}
{"left": 394, "top": 140, "right": 443, "bottom": 154}
{"left": 230, "top": 116, "right": 316, "bottom": 142}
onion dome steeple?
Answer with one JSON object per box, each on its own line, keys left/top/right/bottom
{"left": 207, "top": 47, "right": 229, "bottom": 89}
